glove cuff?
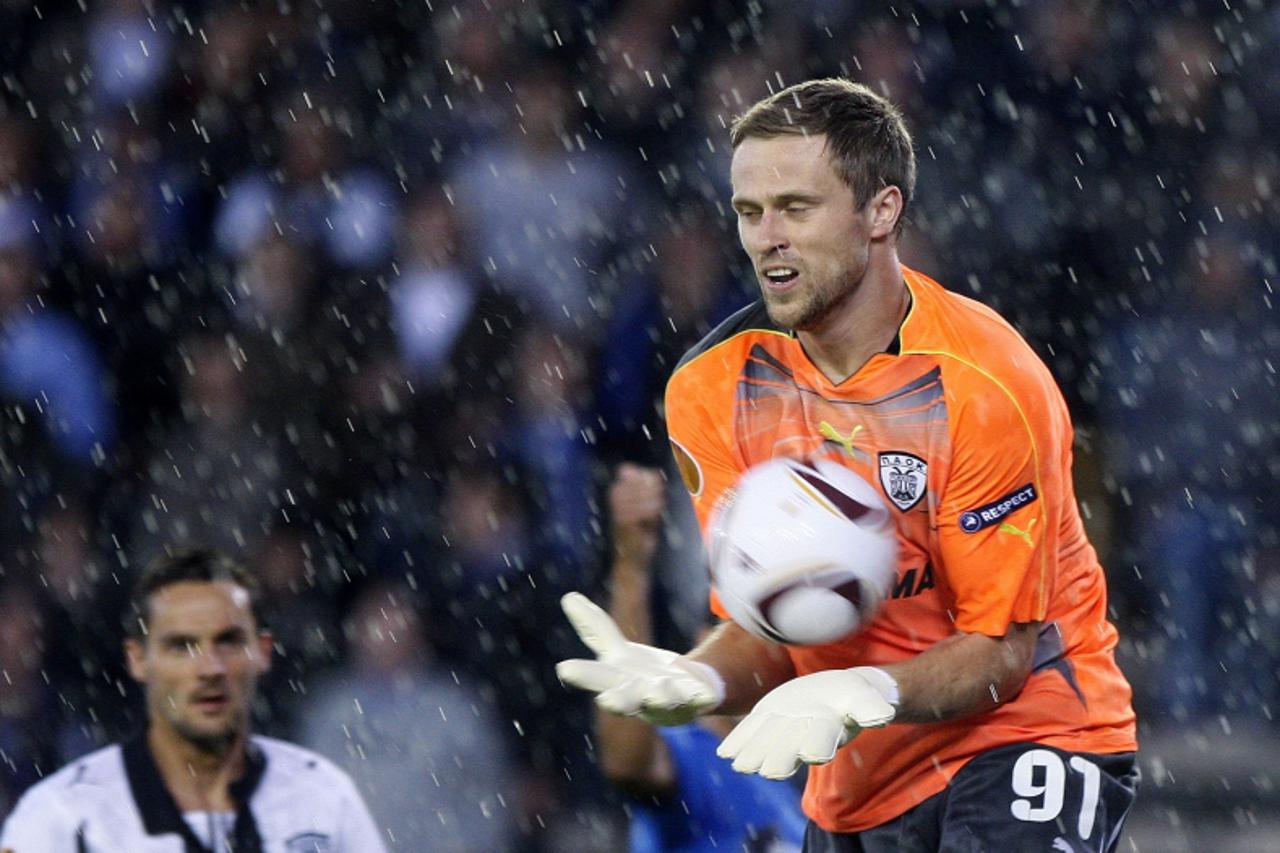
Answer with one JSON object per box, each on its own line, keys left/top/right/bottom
{"left": 851, "top": 666, "right": 900, "bottom": 707}
{"left": 675, "top": 658, "right": 727, "bottom": 709}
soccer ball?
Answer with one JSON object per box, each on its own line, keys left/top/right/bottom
{"left": 708, "top": 457, "right": 898, "bottom": 645}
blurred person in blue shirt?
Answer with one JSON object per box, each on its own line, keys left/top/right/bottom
{"left": 0, "top": 240, "right": 115, "bottom": 465}
{"left": 508, "top": 326, "right": 598, "bottom": 576}
{"left": 0, "top": 582, "right": 67, "bottom": 820}
{"left": 1097, "top": 232, "right": 1279, "bottom": 723}
{"left": 214, "top": 90, "right": 397, "bottom": 270}
{"left": 447, "top": 56, "right": 646, "bottom": 329}
{"left": 300, "top": 580, "right": 518, "bottom": 852}
{"left": 127, "top": 331, "right": 294, "bottom": 569}
{"left": 596, "top": 201, "right": 751, "bottom": 468}
{"left": 0, "top": 116, "right": 56, "bottom": 262}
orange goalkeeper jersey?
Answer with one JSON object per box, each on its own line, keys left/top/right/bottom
{"left": 664, "top": 266, "right": 1137, "bottom": 833}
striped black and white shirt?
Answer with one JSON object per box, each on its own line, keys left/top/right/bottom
{"left": 0, "top": 734, "right": 387, "bottom": 852}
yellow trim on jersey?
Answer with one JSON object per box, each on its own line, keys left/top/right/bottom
{"left": 898, "top": 344, "right": 1048, "bottom": 616}
{"left": 898, "top": 266, "right": 923, "bottom": 342}
{"left": 897, "top": 274, "right": 1048, "bottom": 616}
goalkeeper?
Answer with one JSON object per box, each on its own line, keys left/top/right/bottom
{"left": 559, "top": 78, "right": 1138, "bottom": 852}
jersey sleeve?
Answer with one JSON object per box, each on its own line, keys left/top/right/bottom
{"left": 936, "top": 365, "right": 1052, "bottom": 636}
{"left": 664, "top": 360, "right": 743, "bottom": 620}
{"left": 0, "top": 785, "right": 77, "bottom": 853}
{"left": 334, "top": 771, "right": 389, "bottom": 853}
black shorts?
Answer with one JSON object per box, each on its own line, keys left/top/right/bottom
{"left": 803, "top": 742, "right": 1139, "bottom": 853}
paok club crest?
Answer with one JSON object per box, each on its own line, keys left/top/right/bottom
{"left": 878, "top": 452, "right": 928, "bottom": 511}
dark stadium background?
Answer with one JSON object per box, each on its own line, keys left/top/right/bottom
{"left": 0, "top": 1, "right": 1276, "bottom": 849}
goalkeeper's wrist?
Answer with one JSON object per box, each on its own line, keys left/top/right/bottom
{"left": 850, "top": 666, "right": 901, "bottom": 707}
{"left": 674, "top": 658, "right": 727, "bottom": 710}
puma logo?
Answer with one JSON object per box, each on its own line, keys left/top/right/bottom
{"left": 818, "top": 421, "right": 864, "bottom": 457}
{"left": 998, "top": 518, "right": 1037, "bottom": 547}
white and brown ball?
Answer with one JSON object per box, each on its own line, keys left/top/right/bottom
{"left": 708, "top": 457, "right": 898, "bottom": 645}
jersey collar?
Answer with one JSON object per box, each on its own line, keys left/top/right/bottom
{"left": 123, "top": 731, "right": 268, "bottom": 853}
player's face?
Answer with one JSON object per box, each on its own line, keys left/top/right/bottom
{"left": 730, "top": 134, "right": 871, "bottom": 331}
{"left": 126, "top": 581, "right": 271, "bottom": 753}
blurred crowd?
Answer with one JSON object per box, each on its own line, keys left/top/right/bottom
{"left": 1, "top": 0, "right": 1277, "bottom": 848}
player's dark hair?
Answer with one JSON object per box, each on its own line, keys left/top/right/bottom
{"left": 126, "top": 548, "right": 265, "bottom": 638}
{"left": 730, "top": 78, "right": 916, "bottom": 234}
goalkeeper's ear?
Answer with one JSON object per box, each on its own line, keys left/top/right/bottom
{"left": 867, "top": 185, "right": 904, "bottom": 240}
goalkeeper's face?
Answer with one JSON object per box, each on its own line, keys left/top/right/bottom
{"left": 126, "top": 580, "right": 272, "bottom": 755}
{"left": 730, "top": 133, "right": 872, "bottom": 333}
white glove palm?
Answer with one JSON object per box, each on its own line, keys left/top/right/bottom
{"left": 555, "top": 592, "right": 725, "bottom": 726}
{"left": 717, "top": 667, "right": 898, "bottom": 780}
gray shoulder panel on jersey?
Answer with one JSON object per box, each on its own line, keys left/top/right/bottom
{"left": 672, "top": 299, "right": 779, "bottom": 374}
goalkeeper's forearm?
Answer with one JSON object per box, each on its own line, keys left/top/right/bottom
{"left": 881, "top": 621, "right": 1041, "bottom": 723}
{"left": 684, "top": 619, "right": 796, "bottom": 715}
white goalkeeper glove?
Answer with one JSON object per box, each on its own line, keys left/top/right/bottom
{"left": 555, "top": 592, "right": 725, "bottom": 726}
{"left": 716, "top": 667, "right": 899, "bottom": 780}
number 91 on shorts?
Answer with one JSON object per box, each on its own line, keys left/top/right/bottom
{"left": 944, "top": 743, "right": 1138, "bottom": 852}
{"left": 803, "top": 743, "right": 1139, "bottom": 852}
